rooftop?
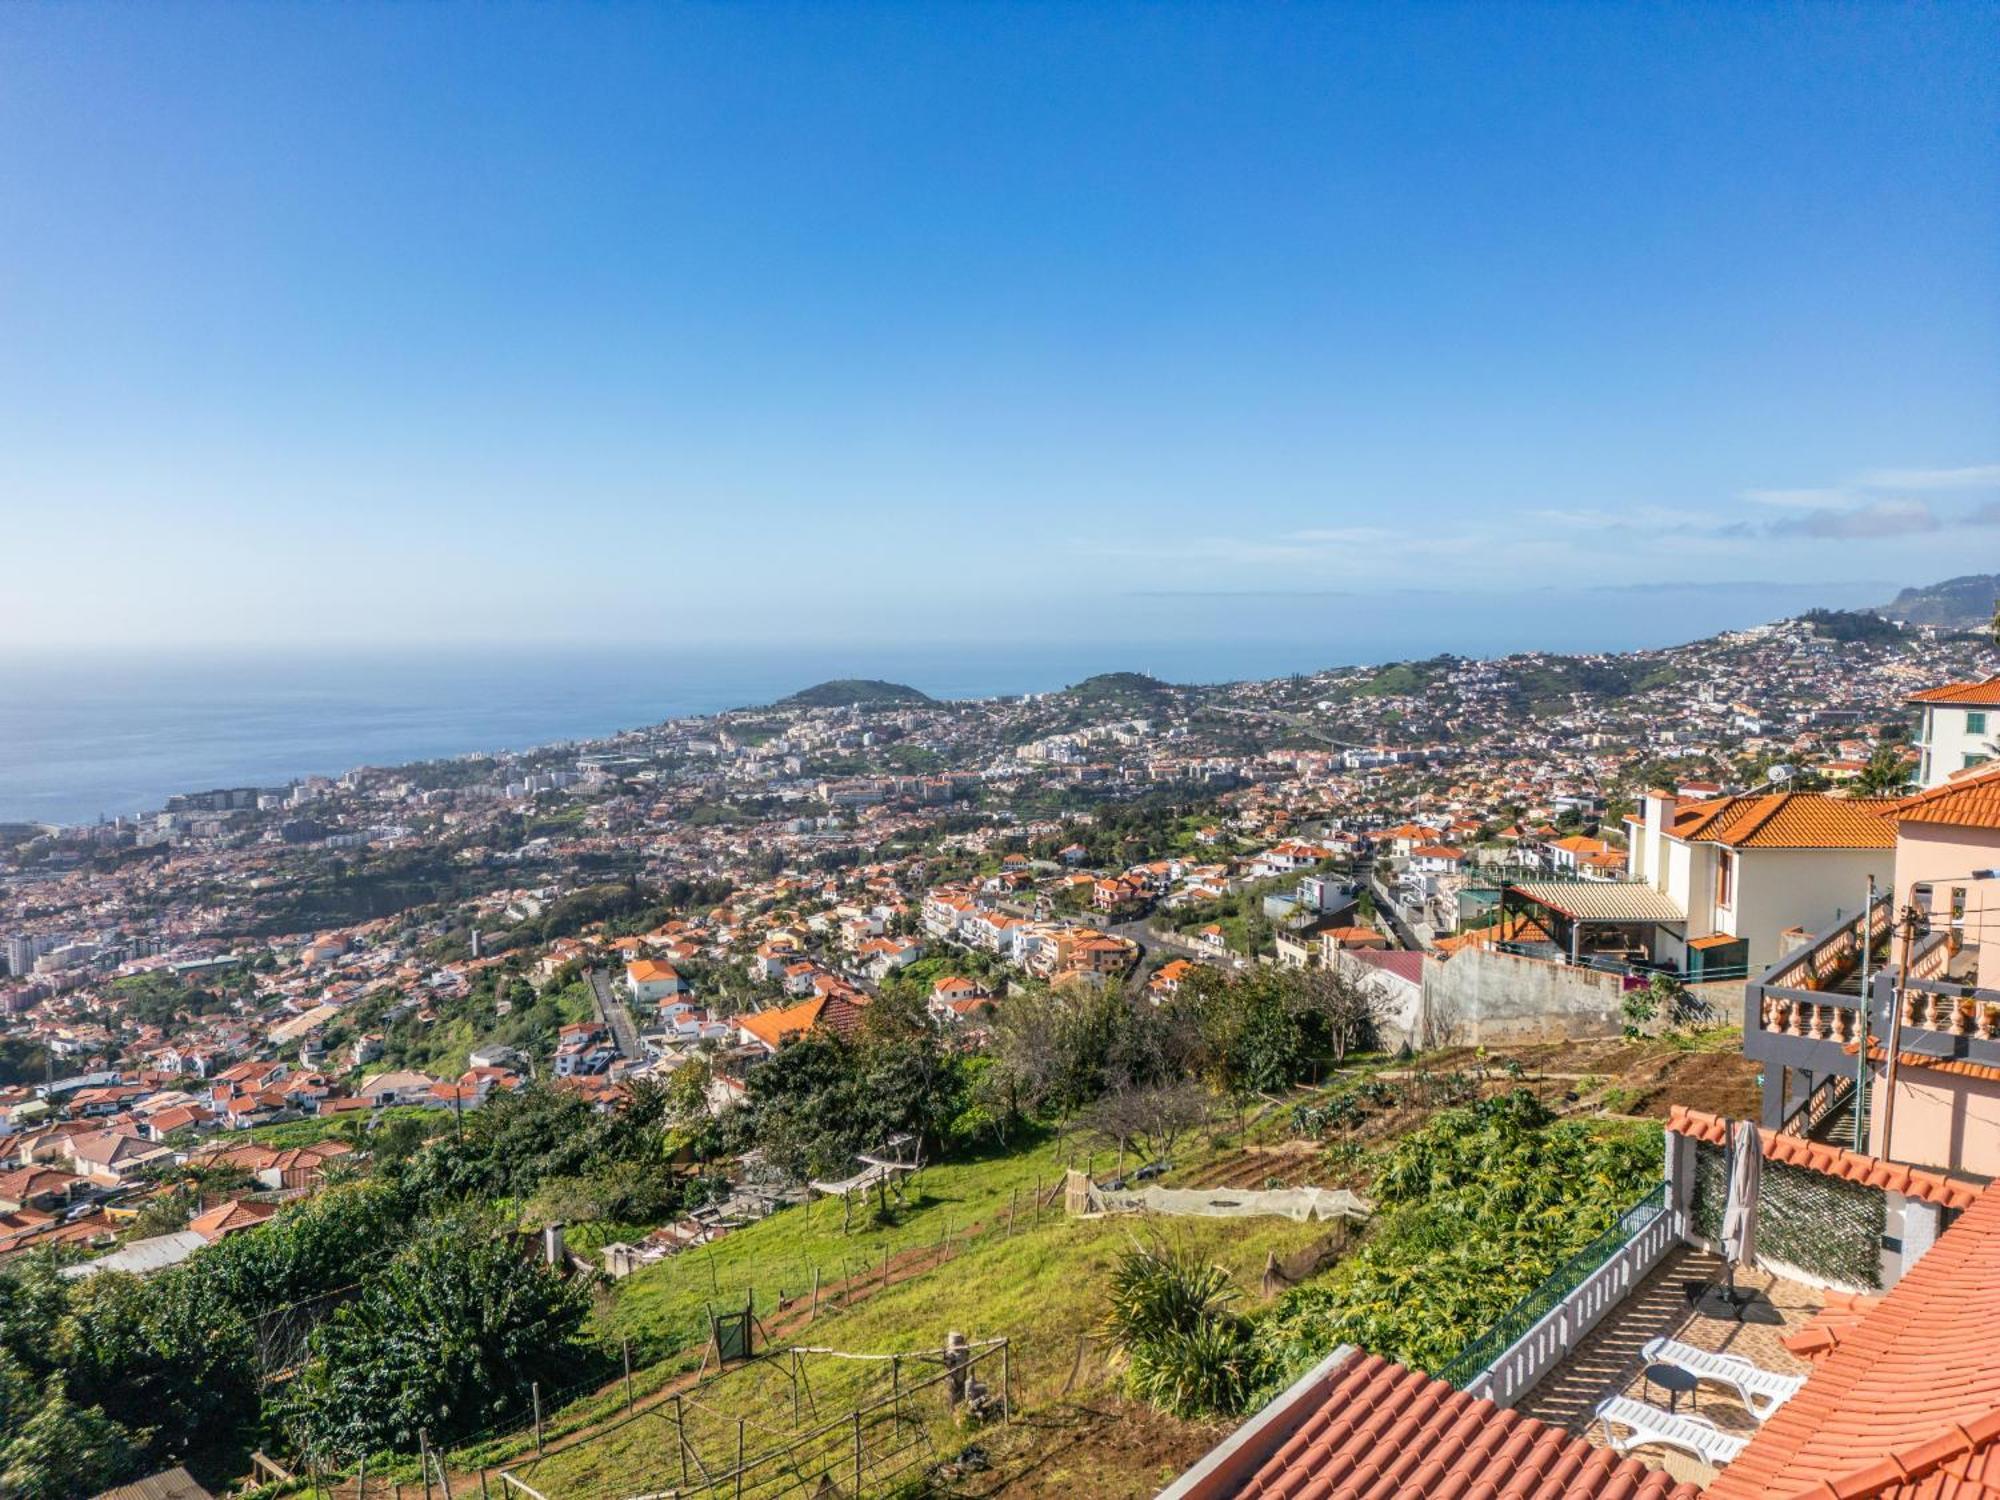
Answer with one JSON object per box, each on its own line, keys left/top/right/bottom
{"left": 1892, "top": 760, "right": 2000, "bottom": 831}
{"left": 1507, "top": 881, "right": 1689, "bottom": 925}
{"left": 1908, "top": 675, "right": 2000, "bottom": 707}
{"left": 1667, "top": 792, "right": 1897, "bottom": 850}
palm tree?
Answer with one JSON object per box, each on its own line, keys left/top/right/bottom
{"left": 1856, "top": 746, "right": 1912, "bottom": 797}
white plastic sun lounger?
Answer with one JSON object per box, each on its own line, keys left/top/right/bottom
{"left": 1595, "top": 1396, "right": 1750, "bottom": 1468}
{"left": 1640, "top": 1336, "right": 1807, "bottom": 1422}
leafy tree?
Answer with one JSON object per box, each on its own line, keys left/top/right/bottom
{"left": 280, "top": 1215, "right": 592, "bottom": 1454}
{"left": 1855, "top": 745, "right": 1912, "bottom": 796}
{"left": 56, "top": 1269, "right": 257, "bottom": 1471}
{"left": 0, "top": 1376, "right": 133, "bottom": 1500}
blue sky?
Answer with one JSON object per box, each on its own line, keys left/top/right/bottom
{"left": 2, "top": 2, "right": 1996, "bottom": 648}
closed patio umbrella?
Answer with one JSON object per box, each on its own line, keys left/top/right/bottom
{"left": 1718, "top": 1117, "right": 1762, "bottom": 1307}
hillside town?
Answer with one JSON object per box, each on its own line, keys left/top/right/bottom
{"left": 9, "top": 603, "right": 2000, "bottom": 1499}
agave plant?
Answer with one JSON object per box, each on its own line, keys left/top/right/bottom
{"left": 1101, "top": 1241, "right": 1238, "bottom": 1352}
{"left": 1126, "top": 1316, "right": 1265, "bottom": 1418}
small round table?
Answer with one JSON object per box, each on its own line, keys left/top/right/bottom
{"left": 1643, "top": 1362, "right": 1699, "bottom": 1413}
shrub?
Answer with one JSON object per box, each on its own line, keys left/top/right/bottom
{"left": 1103, "top": 1242, "right": 1268, "bottom": 1419}
{"left": 1126, "top": 1318, "right": 1266, "bottom": 1419}
{"left": 1101, "top": 1243, "right": 1235, "bottom": 1351}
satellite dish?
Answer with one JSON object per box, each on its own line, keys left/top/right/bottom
{"left": 1767, "top": 764, "right": 1795, "bottom": 784}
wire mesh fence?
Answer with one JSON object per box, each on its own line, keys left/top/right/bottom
{"left": 277, "top": 1181, "right": 1065, "bottom": 1491}
{"left": 498, "top": 1337, "right": 1011, "bottom": 1499}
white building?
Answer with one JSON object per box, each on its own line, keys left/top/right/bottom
{"left": 1910, "top": 677, "right": 2000, "bottom": 789}
{"left": 1622, "top": 789, "right": 1896, "bottom": 976}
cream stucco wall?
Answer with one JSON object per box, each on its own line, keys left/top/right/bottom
{"left": 1728, "top": 847, "right": 1892, "bottom": 973}
{"left": 1917, "top": 704, "right": 2000, "bottom": 789}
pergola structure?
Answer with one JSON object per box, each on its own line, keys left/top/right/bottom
{"left": 1501, "top": 880, "right": 1688, "bottom": 969}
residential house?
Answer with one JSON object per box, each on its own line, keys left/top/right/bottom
{"left": 1405, "top": 843, "right": 1467, "bottom": 877}
{"left": 1316, "top": 926, "right": 1386, "bottom": 965}
{"left": 188, "top": 1197, "right": 280, "bottom": 1244}
{"left": 62, "top": 1127, "right": 172, "bottom": 1187}
{"left": 1147, "top": 957, "right": 1197, "bottom": 1002}
{"left": 735, "top": 993, "right": 870, "bottom": 1054}
{"left": 1622, "top": 789, "right": 1895, "bottom": 976}
{"left": 1908, "top": 675, "right": 2000, "bottom": 788}
{"left": 0, "top": 1166, "right": 86, "bottom": 1213}
{"left": 1546, "top": 834, "right": 1615, "bottom": 875}
{"left": 624, "top": 959, "right": 688, "bottom": 1006}
{"left": 929, "top": 976, "right": 984, "bottom": 1011}
{"left": 855, "top": 935, "right": 922, "bottom": 980}
{"left": 553, "top": 1023, "right": 617, "bottom": 1077}
{"left": 357, "top": 1069, "right": 440, "bottom": 1108}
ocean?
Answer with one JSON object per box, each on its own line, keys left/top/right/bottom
{"left": 0, "top": 581, "right": 1882, "bottom": 826}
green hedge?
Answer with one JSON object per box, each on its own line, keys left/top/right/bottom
{"left": 1692, "top": 1142, "right": 1883, "bottom": 1289}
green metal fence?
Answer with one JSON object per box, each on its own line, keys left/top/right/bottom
{"left": 1434, "top": 1182, "right": 1668, "bottom": 1391}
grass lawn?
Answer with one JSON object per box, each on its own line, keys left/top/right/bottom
{"left": 592, "top": 1131, "right": 1083, "bottom": 1364}
{"left": 242, "top": 1103, "right": 435, "bottom": 1148}
{"left": 515, "top": 1187, "right": 1332, "bottom": 1498}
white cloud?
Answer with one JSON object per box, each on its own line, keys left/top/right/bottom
{"left": 1855, "top": 464, "right": 2000, "bottom": 491}
{"left": 1768, "top": 498, "right": 1939, "bottom": 539}
{"left": 1743, "top": 487, "right": 1853, "bottom": 509}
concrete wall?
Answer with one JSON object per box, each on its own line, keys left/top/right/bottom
{"left": 1422, "top": 945, "right": 1627, "bottom": 1046}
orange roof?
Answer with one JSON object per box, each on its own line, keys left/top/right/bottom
{"left": 1665, "top": 1106, "right": 1982, "bottom": 1211}
{"left": 1844, "top": 1037, "right": 2000, "bottom": 1084}
{"left": 1667, "top": 792, "right": 1896, "bottom": 849}
{"left": 1232, "top": 1349, "right": 1695, "bottom": 1500}
{"left": 1892, "top": 761, "right": 2000, "bottom": 832}
{"left": 625, "top": 959, "right": 681, "bottom": 982}
{"left": 738, "top": 995, "right": 828, "bottom": 1048}
{"left": 1908, "top": 675, "right": 2000, "bottom": 706}
{"left": 188, "top": 1197, "right": 280, "bottom": 1242}
{"left": 736, "top": 992, "right": 869, "bottom": 1049}
{"left": 1780, "top": 1289, "right": 1882, "bottom": 1365}
{"left": 1435, "top": 910, "right": 1554, "bottom": 955}
{"left": 1708, "top": 1175, "right": 2000, "bottom": 1500}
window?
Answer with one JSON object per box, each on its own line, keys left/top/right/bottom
{"left": 1715, "top": 850, "right": 1734, "bottom": 908}
{"left": 1951, "top": 887, "right": 1967, "bottom": 929}
{"left": 1968, "top": 711, "right": 1988, "bottom": 735}
{"left": 1965, "top": 753, "right": 1991, "bottom": 771}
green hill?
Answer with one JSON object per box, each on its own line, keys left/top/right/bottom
{"left": 1872, "top": 574, "right": 2000, "bottom": 630}
{"left": 1061, "top": 671, "right": 1176, "bottom": 707}
{"left": 776, "top": 679, "right": 935, "bottom": 708}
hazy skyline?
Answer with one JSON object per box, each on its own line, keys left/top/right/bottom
{"left": 3, "top": 2, "right": 1996, "bottom": 647}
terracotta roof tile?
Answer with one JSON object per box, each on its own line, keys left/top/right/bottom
{"left": 1707, "top": 1177, "right": 2000, "bottom": 1500}
{"left": 1234, "top": 1351, "right": 1697, "bottom": 1500}
{"left": 1844, "top": 1039, "right": 2000, "bottom": 1086}
{"left": 1892, "top": 763, "right": 2000, "bottom": 832}
{"left": 1665, "top": 1106, "right": 1983, "bottom": 1210}
{"left": 1909, "top": 676, "right": 2000, "bottom": 706}
{"left": 1667, "top": 792, "right": 1897, "bottom": 849}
